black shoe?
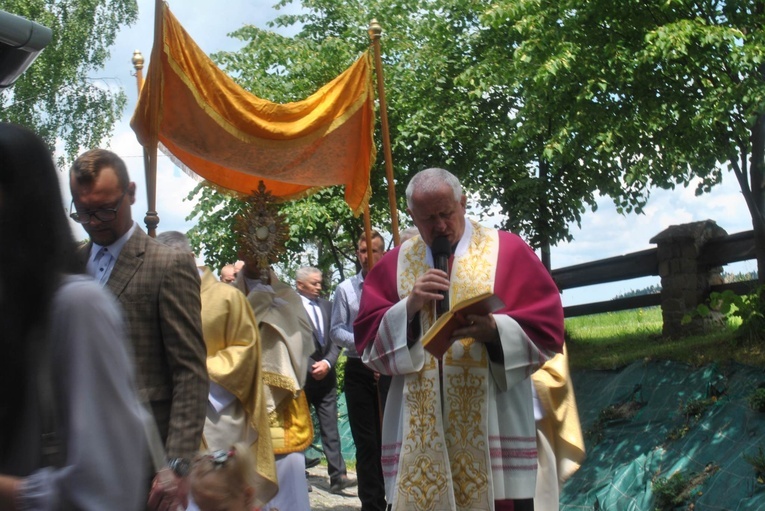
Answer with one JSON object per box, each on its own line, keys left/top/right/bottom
{"left": 305, "top": 457, "right": 321, "bottom": 469}
{"left": 329, "top": 475, "right": 357, "bottom": 494}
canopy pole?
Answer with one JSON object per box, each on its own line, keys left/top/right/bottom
{"left": 368, "top": 19, "right": 400, "bottom": 246}
{"left": 363, "top": 204, "right": 375, "bottom": 272}
{"left": 141, "top": 0, "right": 164, "bottom": 237}
{"left": 131, "top": 49, "right": 155, "bottom": 235}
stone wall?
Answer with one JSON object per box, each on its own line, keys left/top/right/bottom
{"left": 649, "top": 220, "right": 727, "bottom": 337}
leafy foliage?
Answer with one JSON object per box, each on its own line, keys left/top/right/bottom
{"left": 748, "top": 387, "right": 765, "bottom": 412}
{"left": 685, "top": 287, "right": 765, "bottom": 343}
{"left": 652, "top": 464, "right": 717, "bottom": 511}
{"left": 652, "top": 471, "right": 689, "bottom": 510}
{"left": 744, "top": 445, "right": 765, "bottom": 483}
{"left": 189, "top": 0, "right": 765, "bottom": 276}
{"left": 477, "top": 0, "right": 765, "bottom": 264}
{"left": 0, "top": 0, "right": 138, "bottom": 165}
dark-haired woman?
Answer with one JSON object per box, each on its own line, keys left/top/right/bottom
{"left": 0, "top": 123, "right": 148, "bottom": 510}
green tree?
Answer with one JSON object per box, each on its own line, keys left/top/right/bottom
{"left": 187, "top": 5, "right": 396, "bottom": 284}
{"left": 189, "top": 0, "right": 632, "bottom": 275}
{"left": 190, "top": 0, "right": 765, "bottom": 281}
{"left": 475, "top": 0, "right": 765, "bottom": 276}
{"left": 0, "top": 0, "right": 138, "bottom": 163}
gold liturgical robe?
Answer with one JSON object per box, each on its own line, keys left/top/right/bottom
{"left": 199, "top": 268, "right": 277, "bottom": 506}
{"left": 236, "top": 270, "right": 315, "bottom": 455}
{"left": 532, "top": 345, "right": 585, "bottom": 483}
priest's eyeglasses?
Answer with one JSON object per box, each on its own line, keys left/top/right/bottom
{"left": 69, "top": 191, "right": 127, "bottom": 224}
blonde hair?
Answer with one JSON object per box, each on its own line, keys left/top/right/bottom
{"left": 190, "top": 443, "right": 257, "bottom": 509}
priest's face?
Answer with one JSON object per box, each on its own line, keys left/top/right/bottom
{"left": 219, "top": 265, "right": 236, "bottom": 283}
{"left": 407, "top": 183, "right": 466, "bottom": 248}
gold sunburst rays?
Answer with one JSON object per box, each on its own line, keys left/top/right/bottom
{"left": 234, "top": 181, "right": 289, "bottom": 283}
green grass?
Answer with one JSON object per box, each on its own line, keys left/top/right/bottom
{"left": 565, "top": 306, "right": 765, "bottom": 370}
{"left": 566, "top": 307, "right": 664, "bottom": 341}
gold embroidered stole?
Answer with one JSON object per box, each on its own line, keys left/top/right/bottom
{"left": 269, "top": 390, "right": 314, "bottom": 454}
{"left": 395, "top": 221, "right": 498, "bottom": 511}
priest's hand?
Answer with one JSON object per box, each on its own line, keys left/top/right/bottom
{"left": 452, "top": 313, "right": 499, "bottom": 345}
{"left": 406, "top": 269, "right": 449, "bottom": 321}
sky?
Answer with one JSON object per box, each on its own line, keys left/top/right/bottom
{"left": 64, "top": 0, "right": 754, "bottom": 306}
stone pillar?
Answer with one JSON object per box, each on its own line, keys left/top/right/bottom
{"left": 649, "top": 220, "right": 727, "bottom": 337}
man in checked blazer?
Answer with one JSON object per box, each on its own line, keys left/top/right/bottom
{"left": 69, "top": 149, "right": 208, "bottom": 511}
{"left": 295, "top": 266, "right": 356, "bottom": 494}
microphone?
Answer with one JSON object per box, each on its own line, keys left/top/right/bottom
{"left": 432, "top": 235, "right": 451, "bottom": 317}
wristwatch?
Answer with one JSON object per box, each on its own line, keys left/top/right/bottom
{"left": 167, "top": 457, "right": 192, "bottom": 477}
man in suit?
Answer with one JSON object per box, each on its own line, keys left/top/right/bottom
{"left": 157, "top": 231, "right": 278, "bottom": 508}
{"left": 295, "top": 266, "right": 356, "bottom": 494}
{"left": 69, "top": 149, "right": 209, "bottom": 511}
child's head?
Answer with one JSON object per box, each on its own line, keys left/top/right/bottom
{"left": 190, "top": 443, "right": 257, "bottom": 511}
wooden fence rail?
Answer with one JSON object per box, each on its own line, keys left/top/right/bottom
{"left": 552, "top": 228, "right": 756, "bottom": 320}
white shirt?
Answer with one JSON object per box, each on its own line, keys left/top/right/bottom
{"left": 86, "top": 222, "right": 137, "bottom": 285}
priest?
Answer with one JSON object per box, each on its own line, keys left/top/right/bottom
{"left": 354, "top": 168, "right": 565, "bottom": 511}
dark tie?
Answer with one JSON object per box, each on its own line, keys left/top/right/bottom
{"left": 311, "top": 301, "right": 325, "bottom": 345}
{"left": 94, "top": 246, "right": 113, "bottom": 286}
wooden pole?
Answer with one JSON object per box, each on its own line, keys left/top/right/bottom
{"left": 131, "top": 49, "right": 155, "bottom": 235}
{"left": 368, "top": 19, "right": 400, "bottom": 247}
{"left": 131, "top": 49, "right": 144, "bottom": 90}
{"left": 141, "top": 0, "right": 164, "bottom": 237}
{"left": 363, "top": 203, "right": 374, "bottom": 272}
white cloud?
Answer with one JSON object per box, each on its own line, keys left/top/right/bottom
{"left": 552, "top": 170, "right": 751, "bottom": 305}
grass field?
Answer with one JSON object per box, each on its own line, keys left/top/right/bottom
{"left": 564, "top": 306, "right": 765, "bottom": 370}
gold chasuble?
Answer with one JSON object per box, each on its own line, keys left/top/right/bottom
{"left": 198, "top": 268, "right": 277, "bottom": 507}
{"left": 242, "top": 272, "right": 315, "bottom": 455}
{"left": 532, "top": 346, "right": 586, "bottom": 484}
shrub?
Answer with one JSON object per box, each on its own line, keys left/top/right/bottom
{"left": 652, "top": 465, "right": 718, "bottom": 511}
{"left": 684, "top": 286, "right": 765, "bottom": 343}
{"left": 744, "top": 446, "right": 765, "bottom": 483}
{"left": 653, "top": 472, "right": 688, "bottom": 510}
{"left": 749, "top": 388, "right": 765, "bottom": 412}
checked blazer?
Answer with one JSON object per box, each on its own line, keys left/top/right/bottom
{"left": 81, "top": 227, "right": 208, "bottom": 459}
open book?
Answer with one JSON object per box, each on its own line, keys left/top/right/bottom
{"left": 421, "top": 291, "right": 506, "bottom": 358}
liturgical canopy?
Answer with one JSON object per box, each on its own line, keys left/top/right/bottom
{"left": 130, "top": 3, "right": 376, "bottom": 216}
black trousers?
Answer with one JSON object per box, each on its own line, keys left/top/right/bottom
{"left": 304, "top": 372, "right": 347, "bottom": 482}
{"left": 344, "top": 357, "right": 387, "bottom": 511}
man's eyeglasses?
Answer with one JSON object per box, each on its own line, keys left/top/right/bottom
{"left": 69, "top": 191, "right": 127, "bottom": 224}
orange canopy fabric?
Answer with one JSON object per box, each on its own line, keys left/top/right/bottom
{"left": 130, "top": 3, "right": 375, "bottom": 215}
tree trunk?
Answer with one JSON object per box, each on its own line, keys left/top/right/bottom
{"left": 538, "top": 157, "right": 552, "bottom": 272}
{"left": 749, "top": 108, "right": 765, "bottom": 286}
{"left": 541, "top": 240, "right": 551, "bottom": 272}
